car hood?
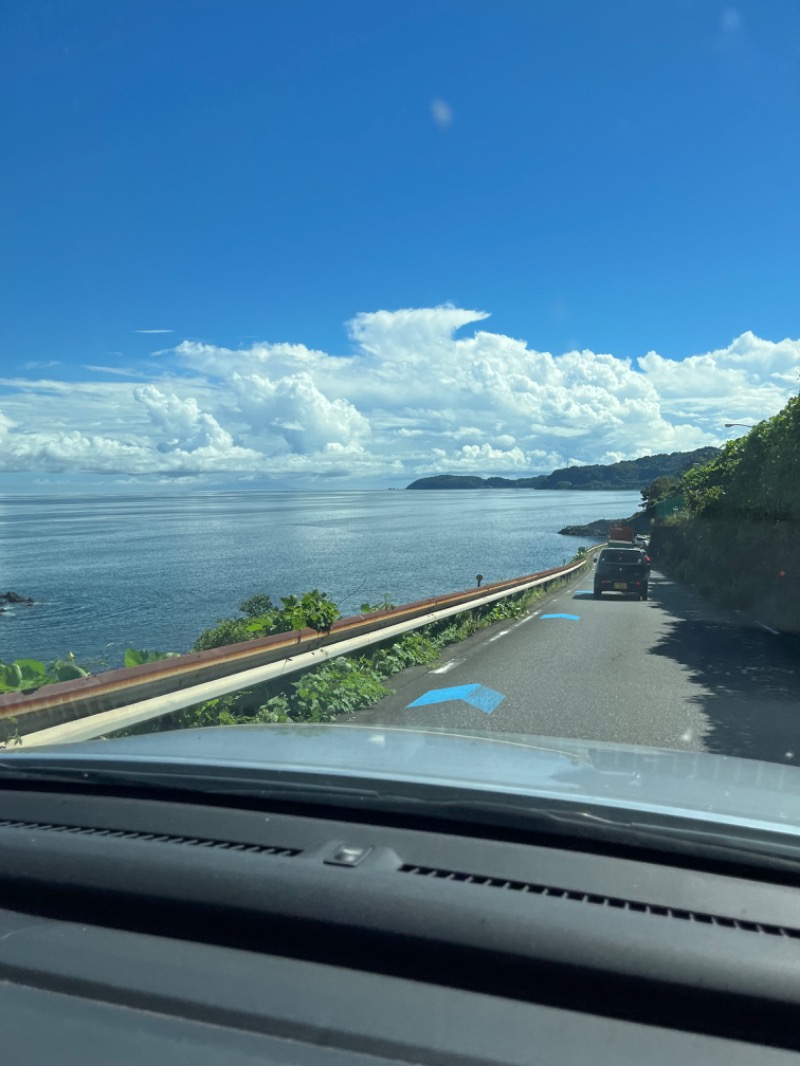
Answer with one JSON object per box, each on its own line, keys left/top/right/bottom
{"left": 26, "top": 723, "right": 800, "bottom": 838}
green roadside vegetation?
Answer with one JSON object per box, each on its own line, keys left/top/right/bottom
{"left": 0, "top": 553, "right": 589, "bottom": 740}
{"left": 0, "top": 653, "right": 90, "bottom": 694}
{"left": 645, "top": 393, "right": 800, "bottom": 632}
{"left": 0, "top": 590, "right": 344, "bottom": 697}
{"left": 0, "top": 648, "right": 178, "bottom": 696}
{"left": 120, "top": 557, "right": 587, "bottom": 735}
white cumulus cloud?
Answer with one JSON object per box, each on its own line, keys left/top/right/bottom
{"left": 231, "top": 371, "right": 370, "bottom": 454}
{"left": 2, "top": 307, "right": 799, "bottom": 486}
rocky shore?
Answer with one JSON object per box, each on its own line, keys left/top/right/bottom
{"left": 0, "top": 591, "right": 34, "bottom": 613}
{"left": 558, "top": 512, "right": 648, "bottom": 537}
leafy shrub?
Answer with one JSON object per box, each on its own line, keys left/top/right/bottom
{"left": 50, "top": 657, "right": 90, "bottom": 682}
{"left": 371, "top": 631, "right": 440, "bottom": 676}
{"left": 0, "top": 653, "right": 90, "bottom": 693}
{"left": 124, "top": 648, "right": 178, "bottom": 667}
{"left": 195, "top": 589, "right": 342, "bottom": 651}
{"left": 271, "top": 590, "right": 340, "bottom": 634}
{"left": 193, "top": 617, "right": 255, "bottom": 652}
{"left": 359, "top": 595, "right": 396, "bottom": 613}
{"left": 238, "top": 593, "right": 275, "bottom": 618}
{"left": 0, "top": 659, "right": 46, "bottom": 693}
{"left": 290, "top": 657, "right": 389, "bottom": 721}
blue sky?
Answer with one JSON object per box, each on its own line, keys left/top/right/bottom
{"left": 1, "top": 0, "right": 798, "bottom": 489}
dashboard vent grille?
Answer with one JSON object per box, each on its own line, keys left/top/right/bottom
{"left": 0, "top": 819, "right": 300, "bottom": 857}
{"left": 399, "top": 864, "right": 800, "bottom": 938}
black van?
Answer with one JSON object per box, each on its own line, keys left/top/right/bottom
{"left": 593, "top": 548, "right": 650, "bottom": 600}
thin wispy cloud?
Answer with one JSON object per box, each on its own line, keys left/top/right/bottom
{"left": 714, "top": 5, "right": 751, "bottom": 61}
{"left": 721, "top": 8, "right": 742, "bottom": 33}
{"left": 134, "top": 329, "right": 174, "bottom": 334}
{"left": 23, "top": 360, "right": 60, "bottom": 370}
{"left": 83, "top": 364, "right": 156, "bottom": 379}
{"left": 431, "top": 98, "right": 453, "bottom": 129}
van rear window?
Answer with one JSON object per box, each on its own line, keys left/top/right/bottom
{"left": 601, "top": 550, "right": 644, "bottom": 563}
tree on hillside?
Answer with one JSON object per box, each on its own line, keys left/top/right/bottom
{"left": 640, "top": 475, "right": 682, "bottom": 511}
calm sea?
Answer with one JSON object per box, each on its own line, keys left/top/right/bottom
{"left": 0, "top": 490, "right": 640, "bottom": 666}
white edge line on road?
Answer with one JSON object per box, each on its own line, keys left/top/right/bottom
{"left": 487, "top": 629, "right": 511, "bottom": 643}
{"left": 709, "top": 604, "right": 778, "bottom": 636}
{"left": 432, "top": 659, "right": 461, "bottom": 674}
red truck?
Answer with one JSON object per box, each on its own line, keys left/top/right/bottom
{"left": 608, "top": 524, "right": 634, "bottom": 546}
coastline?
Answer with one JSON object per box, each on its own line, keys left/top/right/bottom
{"left": 557, "top": 510, "right": 648, "bottom": 537}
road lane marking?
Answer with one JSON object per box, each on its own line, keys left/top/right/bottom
{"left": 432, "top": 659, "right": 461, "bottom": 674}
{"left": 407, "top": 684, "right": 505, "bottom": 715}
{"left": 757, "top": 621, "right": 780, "bottom": 636}
{"left": 487, "top": 629, "right": 511, "bottom": 642}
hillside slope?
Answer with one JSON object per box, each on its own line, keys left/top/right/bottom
{"left": 650, "top": 399, "right": 800, "bottom": 632}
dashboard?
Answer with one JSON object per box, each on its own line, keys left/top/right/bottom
{"left": 1, "top": 785, "right": 799, "bottom": 1064}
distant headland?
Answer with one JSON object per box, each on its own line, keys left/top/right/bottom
{"left": 406, "top": 447, "right": 718, "bottom": 492}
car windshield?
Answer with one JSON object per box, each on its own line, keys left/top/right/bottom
{"left": 1, "top": 1, "right": 799, "bottom": 840}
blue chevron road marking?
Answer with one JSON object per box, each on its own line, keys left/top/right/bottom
{"left": 407, "top": 683, "right": 505, "bottom": 715}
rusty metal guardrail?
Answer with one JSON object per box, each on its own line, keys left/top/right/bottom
{"left": 2, "top": 554, "right": 595, "bottom": 747}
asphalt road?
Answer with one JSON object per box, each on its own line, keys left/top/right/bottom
{"left": 345, "top": 565, "right": 800, "bottom": 763}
